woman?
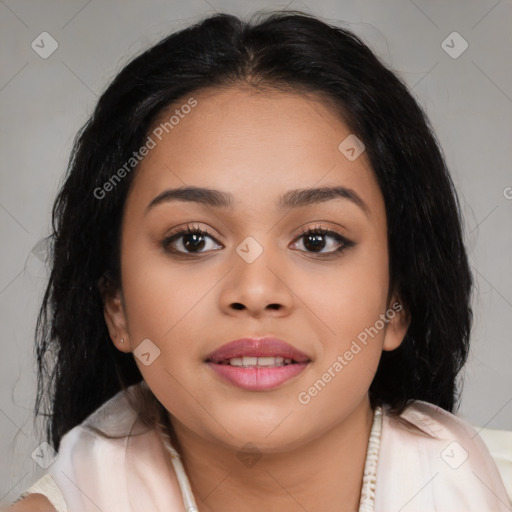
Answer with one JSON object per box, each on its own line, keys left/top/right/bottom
{"left": 10, "top": 10, "right": 510, "bottom": 512}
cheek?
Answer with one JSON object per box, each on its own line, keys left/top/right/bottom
{"left": 296, "top": 253, "right": 389, "bottom": 418}
{"left": 119, "top": 244, "right": 210, "bottom": 415}
{"left": 119, "top": 239, "right": 222, "bottom": 396}
{"left": 121, "top": 238, "right": 209, "bottom": 341}
{"left": 305, "top": 240, "right": 390, "bottom": 345}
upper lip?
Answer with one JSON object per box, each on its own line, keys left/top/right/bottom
{"left": 206, "top": 336, "right": 311, "bottom": 364}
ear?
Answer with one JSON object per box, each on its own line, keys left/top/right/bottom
{"left": 382, "top": 292, "right": 410, "bottom": 352}
{"left": 99, "top": 276, "right": 131, "bottom": 354}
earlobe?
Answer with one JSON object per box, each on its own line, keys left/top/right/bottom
{"left": 103, "top": 288, "right": 131, "bottom": 353}
{"left": 382, "top": 297, "right": 411, "bottom": 352}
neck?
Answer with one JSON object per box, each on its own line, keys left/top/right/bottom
{"left": 169, "top": 396, "right": 375, "bottom": 512}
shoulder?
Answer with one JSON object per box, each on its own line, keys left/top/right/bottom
{"left": 375, "top": 400, "right": 511, "bottom": 511}
{"left": 7, "top": 493, "right": 57, "bottom": 512}
{"left": 9, "top": 388, "right": 140, "bottom": 512}
{"left": 382, "top": 399, "right": 504, "bottom": 472}
{"left": 384, "top": 400, "right": 483, "bottom": 443}
{"left": 53, "top": 383, "right": 147, "bottom": 462}
{"left": 8, "top": 474, "right": 66, "bottom": 512}
{"left": 40, "top": 383, "right": 185, "bottom": 511}
{"left": 10, "top": 383, "right": 183, "bottom": 511}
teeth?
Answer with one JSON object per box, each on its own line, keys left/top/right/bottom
{"left": 257, "top": 356, "right": 280, "bottom": 366}
{"left": 227, "top": 356, "right": 289, "bottom": 367}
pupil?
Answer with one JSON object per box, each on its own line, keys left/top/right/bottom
{"left": 305, "top": 234, "right": 324, "bottom": 252}
{"left": 184, "top": 233, "right": 205, "bottom": 251}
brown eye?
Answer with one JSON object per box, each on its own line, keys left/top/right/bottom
{"left": 291, "top": 227, "right": 354, "bottom": 255}
{"left": 162, "top": 226, "right": 222, "bottom": 255}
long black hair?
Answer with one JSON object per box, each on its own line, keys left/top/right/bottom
{"left": 35, "top": 10, "right": 473, "bottom": 450}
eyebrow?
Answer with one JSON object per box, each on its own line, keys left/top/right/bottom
{"left": 145, "top": 185, "right": 369, "bottom": 215}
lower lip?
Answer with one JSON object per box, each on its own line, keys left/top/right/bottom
{"left": 207, "top": 362, "right": 309, "bottom": 391}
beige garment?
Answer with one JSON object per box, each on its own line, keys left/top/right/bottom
{"left": 478, "top": 427, "right": 512, "bottom": 501}
{"left": 16, "top": 384, "right": 512, "bottom": 511}
{"left": 375, "top": 402, "right": 511, "bottom": 511}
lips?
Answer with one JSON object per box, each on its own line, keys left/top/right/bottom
{"left": 205, "top": 336, "right": 311, "bottom": 391}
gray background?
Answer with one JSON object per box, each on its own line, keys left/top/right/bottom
{"left": 1, "top": 0, "right": 511, "bottom": 502}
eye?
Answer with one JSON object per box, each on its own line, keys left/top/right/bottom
{"left": 161, "top": 223, "right": 354, "bottom": 257}
{"left": 290, "top": 225, "right": 354, "bottom": 256}
{"left": 161, "top": 224, "right": 222, "bottom": 255}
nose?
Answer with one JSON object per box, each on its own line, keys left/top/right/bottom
{"left": 218, "top": 240, "right": 294, "bottom": 318}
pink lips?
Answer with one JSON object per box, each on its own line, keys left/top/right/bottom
{"left": 205, "top": 336, "right": 311, "bottom": 391}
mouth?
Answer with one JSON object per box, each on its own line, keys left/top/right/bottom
{"left": 205, "top": 336, "right": 311, "bottom": 391}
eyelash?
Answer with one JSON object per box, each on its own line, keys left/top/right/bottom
{"left": 161, "top": 223, "right": 355, "bottom": 258}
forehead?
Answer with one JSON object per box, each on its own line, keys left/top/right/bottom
{"left": 127, "top": 87, "right": 383, "bottom": 215}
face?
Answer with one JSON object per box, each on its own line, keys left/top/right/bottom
{"left": 104, "top": 86, "right": 409, "bottom": 453}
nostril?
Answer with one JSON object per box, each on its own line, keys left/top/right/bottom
{"left": 230, "top": 303, "right": 282, "bottom": 311}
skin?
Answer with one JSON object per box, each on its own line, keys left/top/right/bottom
{"left": 98, "top": 86, "right": 410, "bottom": 512}
{"left": 8, "top": 493, "right": 56, "bottom": 511}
